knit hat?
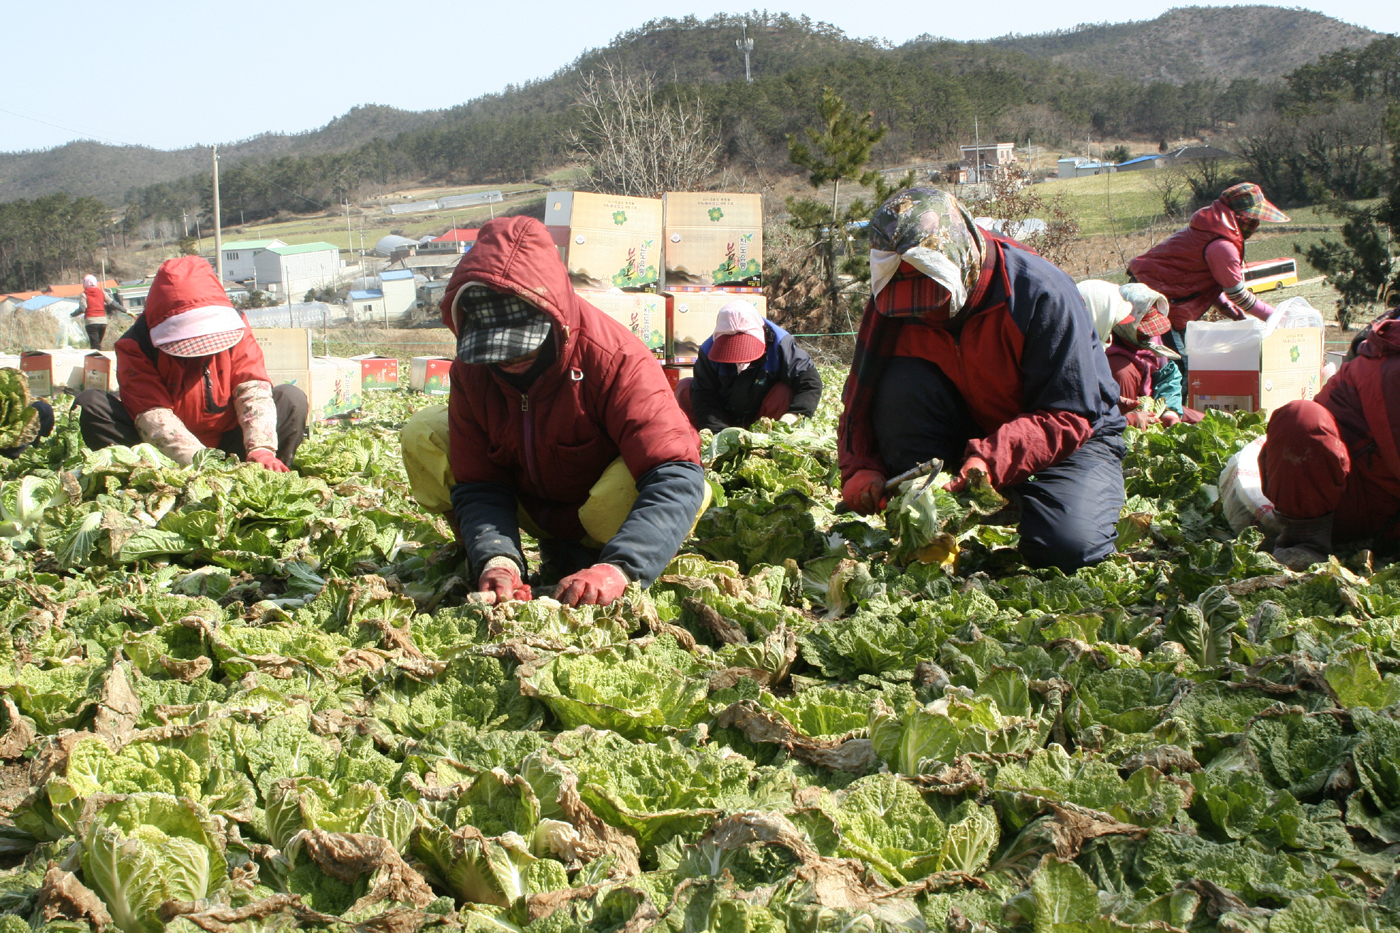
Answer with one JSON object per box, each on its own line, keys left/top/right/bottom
{"left": 145, "top": 257, "right": 246, "bottom": 358}
{"left": 708, "top": 300, "right": 767, "bottom": 364}
{"left": 1219, "top": 183, "right": 1289, "bottom": 224}
{"left": 452, "top": 284, "right": 552, "bottom": 364}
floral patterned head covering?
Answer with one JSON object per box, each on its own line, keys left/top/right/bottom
{"left": 868, "top": 188, "right": 985, "bottom": 319}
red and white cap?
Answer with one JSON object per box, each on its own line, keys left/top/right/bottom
{"left": 708, "top": 300, "right": 766, "bottom": 364}
{"left": 144, "top": 256, "right": 246, "bottom": 358}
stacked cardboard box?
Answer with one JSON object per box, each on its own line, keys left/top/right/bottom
{"left": 545, "top": 192, "right": 663, "bottom": 291}
{"left": 578, "top": 290, "right": 666, "bottom": 357}
{"left": 663, "top": 192, "right": 763, "bottom": 289}
{"left": 18, "top": 350, "right": 110, "bottom": 397}
{"left": 1186, "top": 321, "right": 1324, "bottom": 415}
{"left": 251, "top": 328, "right": 363, "bottom": 420}
{"left": 665, "top": 292, "right": 769, "bottom": 365}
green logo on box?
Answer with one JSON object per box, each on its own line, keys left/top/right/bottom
{"left": 708, "top": 207, "right": 724, "bottom": 222}
{"left": 1290, "top": 346, "right": 1300, "bottom": 362}
{"left": 612, "top": 211, "right": 627, "bottom": 226}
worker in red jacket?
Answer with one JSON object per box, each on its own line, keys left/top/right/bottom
{"left": 1127, "top": 183, "right": 1290, "bottom": 371}
{"left": 74, "top": 256, "right": 307, "bottom": 468}
{"left": 76, "top": 274, "right": 121, "bottom": 349}
{"left": 400, "top": 217, "right": 708, "bottom": 608}
{"left": 839, "top": 188, "right": 1126, "bottom": 572}
{"left": 1260, "top": 319, "right": 1400, "bottom": 569}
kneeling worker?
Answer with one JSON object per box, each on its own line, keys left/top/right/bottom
{"left": 839, "top": 188, "right": 1126, "bottom": 572}
{"left": 675, "top": 299, "right": 823, "bottom": 431}
{"left": 1259, "top": 318, "right": 1400, "bottom": 569}
{"left": 400, "top": 216, "right": 708, "bottom": 608}
{"left": 75, "top": 256, "right": 306, "bottom": 469}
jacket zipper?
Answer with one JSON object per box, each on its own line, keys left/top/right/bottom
{"left": 521, "top": 392, "right": 541, "bottom": 490}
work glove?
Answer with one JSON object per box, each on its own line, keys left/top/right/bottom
{"left": 246, "top": 448, "right": 290, "bottom": 472}
{"left": 479, "top": 557, "right": 532, "bottom": 605}
{"left": 943, "top": 456, "right": 992, "bottom": 494}
{"left": 556, "top": 563, "right": 629, "bottom": 607}
{"left": 842, "top": 469, "right": 887, "bottom": 514}
{"left": 1160, "top": 409, "right": 1182, "bottom": 427}
{"left": 778, "top": 413, "right": 800, "bottom": 426}
{"left": 1245, "top": 299, "right": 1276, "bottom": 322}
{"left": 1125, "top": 410, "right": 1159, "bottom": 430}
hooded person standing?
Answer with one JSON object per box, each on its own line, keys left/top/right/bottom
{"left": 399, "top": 216, "right": 709, "bottom": 608}
{"left": 77, "top": 274, "right": 121, "bottom": 350}
{"left": 839, "top": 188, "right": 1126, "bottom": 572}
{"left": 675, "top": 299, "right": 823, "bottom": 431}
{"left": 1258, "top": 319, "right": 1400, "bottom": 569}
{"left": 1126, "top": 182, "right": 1290, "bottom": 370}
{"left": 74, "top": 256, "right": 307, "bottom": 469}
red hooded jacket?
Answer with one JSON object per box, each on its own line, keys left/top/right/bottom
{"left": 115, "top": 257, "right": 270, "bottom": 447}
{"left": 443, "top": 217, "right": 700, "bottom": 541}
{"left": 1316, "top": 319, "right": 1400, "bottom": 503}
{"left": 1127, "top": 201, "right": 1246, "bottom": 331}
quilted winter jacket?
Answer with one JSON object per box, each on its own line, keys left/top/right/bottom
{"left": 1127, "top": 201, "right": 1246, "bottom": 331}
{"left": 839, "top": 235, "right": 1125, "bottom": 490}
{"left": 115, "top": 258, "right": 271, "bottom": 448}
{"left": 442, "top": 216, "right": 701, "bottom": 541}
{"left": 1316, "top": 318, "right": 1400, "bottom": 503}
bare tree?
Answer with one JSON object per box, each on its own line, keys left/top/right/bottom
{"left": 567, "top": 61, "right": 720, "bottom": 198}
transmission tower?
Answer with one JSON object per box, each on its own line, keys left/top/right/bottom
{"left": 736, "top": 24, "right": 754, "bottom": 83}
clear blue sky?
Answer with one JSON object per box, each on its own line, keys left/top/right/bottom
{"left": 2, "top": 0, "right": 1393, "bottom": 154}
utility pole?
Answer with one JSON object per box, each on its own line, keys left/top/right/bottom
{"left": 182, "top": 211, "right": 189, "bottom": 239}
{"left": 736, "top": 25, "right": 754, "bottom": 83}
{"left": 974, "top": 116, "right": 980, "bottom": 184}
{"left": 213, "top": 146, "right": 224, "bottom": 283}
{"left": 344, "top": 200, "right": 353, "bottom": 267}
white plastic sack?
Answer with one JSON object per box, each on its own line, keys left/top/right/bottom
{"left": 1185, "top": 319, "right": 1265, "bottom": 370}
{"left": 1220, "top": 436, "right": 1285, "bottom": 536}
{"left": 1267, "top": 296, "right": 1325, "bottom": 334}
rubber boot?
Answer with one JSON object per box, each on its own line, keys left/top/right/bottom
{"left": 1272, "top": 513, "right": 1333, "bottom": 571}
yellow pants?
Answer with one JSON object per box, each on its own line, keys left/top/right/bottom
{"left": 400, "top": 403, "right": 710, "bottom": 544}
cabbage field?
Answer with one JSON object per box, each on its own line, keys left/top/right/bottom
{"left": 1, "top": 374, "right": 1399, "bottom": 933}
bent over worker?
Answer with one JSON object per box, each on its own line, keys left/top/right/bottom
{"left": 75, "top": 256, "right": 306, "bottom": 469}
{"left": 400, "top": 216, "right": 709, "bottom": 608}
{"left": 675, "top": 299, "right": 823, "bottom": 431}
{"left": 838, "top": 188, "right": 1126, "bottom": 572}
{"left": 1126, "top": 182, "right": 1290, "bottom": 371}
{"left": 1259, "top": 319, "right": 1400, "bottom": 569}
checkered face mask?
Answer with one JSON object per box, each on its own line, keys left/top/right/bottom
{"left": 454, "top": 286, "right": 553, "bottom": 365}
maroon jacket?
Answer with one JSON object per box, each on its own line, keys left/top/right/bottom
{"left": 1316, "top": 319, "right": 1400, "bottom": 503}
{"left": 443, "top": 217, "right": 701, "bottom": 542}
{"left": 1127, "top": 201, "right": 1245, "bottom": 331}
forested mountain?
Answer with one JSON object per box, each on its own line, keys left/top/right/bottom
{"left": 0, "top": 105, "right": 440, "bottom": 205}
{"left": 0, "top": 7, "right": 1382, "bottom": 208}
{"left": 988, "top": 6, "right": 1377, "bottom": 85}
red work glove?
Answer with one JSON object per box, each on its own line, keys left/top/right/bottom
{"left": 944, "top": 456, "right": 991, "bottom": 494}
{"left": 1125, "top": 410, "right": 1159, "bottom": 430}
{"left": 246, "top": 448, "right": 290, "bottom": 472}
{"left": 842, "top": 469, "right": 888, "bottom": 514}
{"left": 556, "top": 563, "right": 629, "bottom": 607}
{"left": 1160, "top": 409, "right": 1181, "bottom": 427}
{"left": 479, "top": 560, "right": 533, "bottom": 605}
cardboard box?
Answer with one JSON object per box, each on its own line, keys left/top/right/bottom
{"left": 664, "top": 192, "right": 763, "bottom": 288}
{"left": 1186, "top": 322, "right": 1324, "bottom": 415}
{"left": 252, "top": 328, "right": 313, "bottom": 372}
{"left": 545, "top": 192, "right": 663, "bottom": 290}
{"left": 82, "top": 352, "right": 115, "bottom": 392}
{"left": 580, "top": 290, "right": 665, "bottom": 355}
{"left": 666, "top": 292, "right": 768, "bottom": 364}
{"left": 266, "top": 357, "right": 363, "bottom": 422}
{"left": 411, "top": 357, "right": 453, "bottom": 395}
{"left": 352, "top": 354, "right": 400, "bottom": 390}
{"left": 20, "top": 352, "right": 53, "bottom": 398}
